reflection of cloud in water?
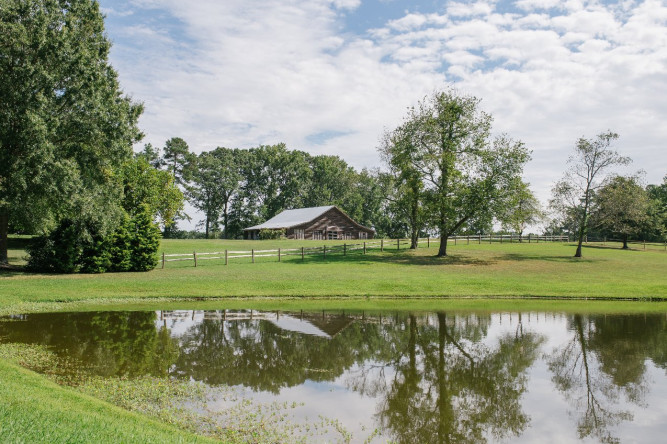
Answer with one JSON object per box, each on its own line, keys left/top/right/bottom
{"left": 206, "top": 363, "right": 387, "bottom": 443}
{"left": 268, "top": 315, "right": 331, "bottom": 338}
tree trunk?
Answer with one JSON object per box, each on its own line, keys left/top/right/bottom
{"left": 205, "top": 215, "right": 210, "bottom": 239}
{"left": 575, "top": 222, "right": 586, "bottom": 258}
{"left": 438, "top": 233, "right": 448, "bottom": 256}
{"left": 410, "top": 229, "right": 418, "bottom": 249}
{"left": 0, "top": 213, "right": 8, "bottom": 264}
{"left": 223, "top": 201, "right": 229, "bottom": 239}
{"left": 622, "top": 234, "right": 628, "bottom": 249}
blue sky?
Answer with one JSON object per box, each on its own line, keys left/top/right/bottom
{"left": 98, "top": 0, "right": 667, "bottom": 229}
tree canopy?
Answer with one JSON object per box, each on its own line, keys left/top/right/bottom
{"left": 550, "top": 132, "right": 630, "bottom": 257}
{"left": 0, "top": 0, "right": 143, "bottom": 262}
{"left": 380, "top": 90, "right": 530, "bottom": 256}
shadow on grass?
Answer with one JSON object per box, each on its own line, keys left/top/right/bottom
{"left": 0, "top": 264, "right": 28, "bottom": 277}
{"left": 498, "top": 253, "right": 595, "bottom": 263}
{"left": 284, "top": 248, "right": 494, "bottom": 267}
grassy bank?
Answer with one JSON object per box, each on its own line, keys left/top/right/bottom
{"left": 1, "top": 239, "right": 666, "bottom": 315}
{"left": 0, "top": 359, "right": 216, "bottom": 443}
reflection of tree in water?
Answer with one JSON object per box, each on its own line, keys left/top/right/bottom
{"left": 173, "top": 316, "right": 390, "bottom": 393}
{"left": 547, "top": 314, "right": 666, "bottom": 444}
{"left": 369, "top": 312, "right": 544, "bottom": 444}
{"left": 0, "top": 312, "right": 178, "bottom": 377}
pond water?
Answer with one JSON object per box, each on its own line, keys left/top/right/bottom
{"left": 1, "top": 309, "right": 666, "bottom": 443}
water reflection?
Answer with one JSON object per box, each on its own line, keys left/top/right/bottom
{"left": 548, "top": 314, "right": 666, "bottom": 444}
{"left": 1, "top": 310, "right": 666, "bottom": 443}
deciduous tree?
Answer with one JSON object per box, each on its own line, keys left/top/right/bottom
{"left": 498, "top": 180, "right": 544, "bottom": 241}
{"left": 550, "top": 132, "right": 630, "bottom": 257}
{"left": 591, "top": 175, "right": 649, "bottom": 249}
{"left": 381, "top": 90, "right": 530, "bottom": 256}
{"left": 0, "top": 0, "right": 143, "bottom": 262}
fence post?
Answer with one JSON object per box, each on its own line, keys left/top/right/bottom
{"left": 252, "top": 249, "right": 254, "bottom": 263}
{"left": 397, "top": 238, "right": 400, "bottom": 250}
{"left": 323, "top": 245, "right": 326, "bottom": 259}
{"left": 302, "top": 247, "right": 304, "bottom": 260}
{"left": 427, "top": 237, "right": 430, "bottom": 248}
{"left": 278, "top": 248, "right": 281, "bottom": 262}
{"left": 364, "top": 242, "right": 366, "bottom": 254}
{"left": 162, "top": 252, "right": 165, "bottom": 269}
{"left": 344, "top": 243, "right": 346, "bottom": 256}
{"left": 644, "top": 239, "right": 646, "bottom": 250}
{"left": 454, "top": 236, "right": 457, "bottom": 245}
{"left": 193, "top": 251, "right": 197, "bottom": 267}
{"left": 225, "top": 249, "right": 228, "bottom": 265}
{"left": 528, "top": 234, "right": 531, "bottom": 244}
{"left": 381, "top": 238, "right": 384, "bottom": 252}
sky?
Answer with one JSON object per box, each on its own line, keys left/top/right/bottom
{"left": 98, "top": 0, "right": 667, "bottom": 229}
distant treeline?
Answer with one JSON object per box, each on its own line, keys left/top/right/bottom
{"left": 140, "top": 139, "right": 415, "bottom": 239}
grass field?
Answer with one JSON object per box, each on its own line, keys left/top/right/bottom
{"left": 1, "top": 237, "right": 666, "bottom": 315}
{"left": 2, "top": 236, "right": 666, "bottom": 443}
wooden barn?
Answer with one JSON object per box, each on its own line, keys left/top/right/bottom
{"left": 244, "top": 205, "right": 375, "bottom": 240}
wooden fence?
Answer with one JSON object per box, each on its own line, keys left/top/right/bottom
{"left": 160, "top": 234, "right": 569, "bottom": 268}
{"left": 584, "top": 237, "right": 667, "bottom": 252}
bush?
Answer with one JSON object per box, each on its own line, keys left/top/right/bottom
{"left": 27, "top": 219, "right": 82, "bottom": 273}
{"left": 108, "top": 214, "right": 132, "bottom": 272}
{"left": 128, "top": 206, "right": 160, "bottom": 272}
{"left": 79, "top": 233, "right": 111, "bottom": 274}
{"left": 26, "top": 207, "right": 161, "bottom": 273}
{"left": 259, "top": 228, "right": 285, "bottom": 240}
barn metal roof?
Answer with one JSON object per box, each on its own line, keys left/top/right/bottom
{"left": 244, "top": 206, "right": 335, "bottom": 231}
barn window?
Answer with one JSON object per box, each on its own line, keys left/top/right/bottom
{"left": 313, "top": 230, "right": 323, "bottom": 240}
{"left": 294, "top": 229, "right": 304, "bottom": 240}
{"left": 328, "top": 231, "right": 338, "bottom": 240}
{"left": 359, "top": 231, "right": 367, "bottom": 240}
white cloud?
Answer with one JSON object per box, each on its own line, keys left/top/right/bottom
{"left": 102, "top": 0, "right": 667, "bottom": 228}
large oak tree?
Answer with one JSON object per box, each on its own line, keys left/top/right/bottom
{"left": 0, "top": 0, "right": 143, "bottom": 263}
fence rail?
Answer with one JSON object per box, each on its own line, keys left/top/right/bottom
{"left": 160, "top": 234, "right": 571, "bottom": 268}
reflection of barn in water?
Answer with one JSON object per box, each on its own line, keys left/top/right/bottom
{"left": 157, "top": 310, "right": 356, "bottom": 339}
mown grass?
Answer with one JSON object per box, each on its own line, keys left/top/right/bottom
{"left": 1, "top": 239, "right": 666, "bottom": 316}
{"left": 1, "top": 237, "right": 666, "bottom": 443}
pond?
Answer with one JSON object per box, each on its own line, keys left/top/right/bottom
{"left": 1, "top": 309, "right": 666, "bottom": 443}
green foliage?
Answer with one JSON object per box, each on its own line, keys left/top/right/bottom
{"left": 26, "top": 207, "right": 160, "bottom": 273}
{"left": 380, "top": 89, "right": 530, "bottom": 256}
{"left": 0, "top": 0, "right": 143, "bottom": 262}
{"left": 259, "top": 228, "right": 285, "bottom": 240}
{"left": 162, "top": 137, "right": 192, "bottom": 185}
{"left": 27, "top": 219, "right": 82, "bottom": 273}
{"left": 498, "top": 180, "right": 544, "bottom": 237}
{"left": 187, "top": 149, "right": 241, "bottom": 238}
{"left": 195, "top": 145, "right": 386, "bottom": 239}
{"left": 550, "top": 132, "right": 631, "bottom": 257}
{"left": 107, "top": 214, "right": 132, "bottom": 272}
{"left": 120, "top": 156, "right": 184, "bottom": 229}
{"left": 644, "top": 175, "right": 667, "bottom": 241}
{"left": 591, "top": 175, "right": 650, "bottom": 247}
{"left": 128, "top": 205, "right": 161, "bottom": 272}
{"left": 79, "top": 232, "right": 111, "bottom": 274}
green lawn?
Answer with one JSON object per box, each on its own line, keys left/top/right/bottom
{"left": 2, "top": 237, "right": 666, "bottom": 443}
{"left": 1, "top": 238, "right": 666, "bottom": 315}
